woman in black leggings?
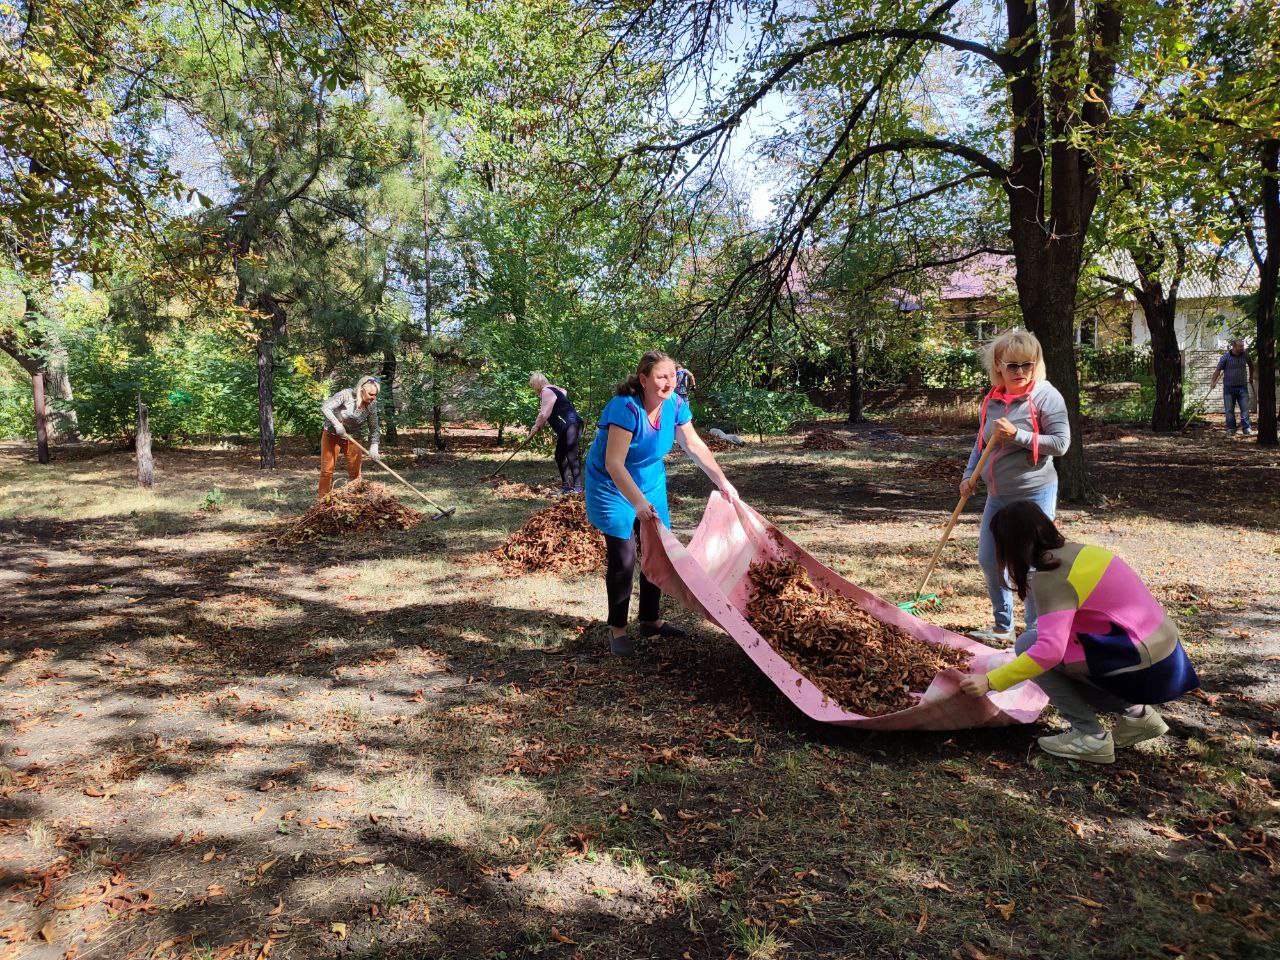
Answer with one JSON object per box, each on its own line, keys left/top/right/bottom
{"left": 528, "top": 372, "right": 583, "bottom": 494}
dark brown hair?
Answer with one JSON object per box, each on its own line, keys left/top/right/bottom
{"left": 989, "top": 501, "right": 1065, "bottom": 599}
{"left": 616, "top": 350, "right": 674, "bottom": 398}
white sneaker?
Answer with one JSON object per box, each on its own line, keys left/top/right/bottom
{"left": 1037, "top": 729, "right": 1115, "bottom": 764}
{"left": 1113, "top": 706, "right": 1169, "bottom": 748}
{"left": 969, "top": 626, "right": 1016, "bottom": 644}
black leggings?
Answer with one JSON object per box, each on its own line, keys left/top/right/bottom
{"left": 604, "top": 520, "right": 661, "bottom": 628}
{"left": 554, "top": 420, "right": 583, "bottom": 490}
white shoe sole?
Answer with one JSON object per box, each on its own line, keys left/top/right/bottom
{"left": 1038, "top": 740, "right": 1115, "bottom": 764}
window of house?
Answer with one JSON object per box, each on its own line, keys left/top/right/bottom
{"left": 1075, "top": 315, "right": 1099, "bottom": 347}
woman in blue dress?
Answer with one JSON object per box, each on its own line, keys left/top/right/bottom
{"left": 585, "top": 351, "right": 738, "bottom": 656}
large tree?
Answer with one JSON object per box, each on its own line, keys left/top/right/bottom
{"left": 165, "top": 7, "right": 413, "bottom": 467}
{"left": 597, "top": 0, "right": 1201, "bottom": 498}
{"left": 0, "top": 0, "right": 168, "bottom": 459}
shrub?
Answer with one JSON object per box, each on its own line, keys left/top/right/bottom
{"left": 703, "top": 383, "right": 820, "bottom": 438}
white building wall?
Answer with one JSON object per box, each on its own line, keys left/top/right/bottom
{"left": 1129, "top": 297, "right": 1244, "bottom": 351}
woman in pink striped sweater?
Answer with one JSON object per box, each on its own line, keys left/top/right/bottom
{"left": 959, "top": 501, "right": 1200, "bottom": 764}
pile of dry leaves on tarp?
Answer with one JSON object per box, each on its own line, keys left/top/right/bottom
{"left": 492, "top": 495, "right": 602, "bottom": 574}
{"left": 275, "top": 480, "right": 423, "bottom": 545}
{"left": 745, "top": 560, "right": 968, "bottom": 715}
{"left": 800, "top": 430, "right": 849, "bottom": 451}
{"left": 704, "top": 437, "right": 735, "bottom": 453}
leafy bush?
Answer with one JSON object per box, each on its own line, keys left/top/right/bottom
{"left": 0, "top": 355, "right": 34, "bottom": 439}
{"left": 1085, "top": 378, "right": 1206, "bottom": 426}
{"left": 199, "top": 488, "right": 226, "bottom": 512}
{"left": 703, "top": 383, "right": 820, "bottom": 438}
{"left": 62, "top": 327, "right": 325, "bottom": 441}
{"left": 861, "top": 344, "right": 986, "bottom": 390}
{"left": 1077, "top": 343, "right": 1151, "bottom": 384}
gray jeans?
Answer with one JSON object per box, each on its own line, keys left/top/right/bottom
{"left": 1015, "top": 629, "right": 1133, "bottom": 735}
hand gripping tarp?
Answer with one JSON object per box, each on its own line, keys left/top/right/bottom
{"left": 639, "top": 492, "right": 1047, "bottom": 731}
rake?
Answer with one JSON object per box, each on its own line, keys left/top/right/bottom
{"left": 898, "top": 437, "right": 1001, "bottom": 613}
{"left": 342, "top": 437, "right": 457, "bottom": 521}
{"left": 486, "top": 434, "right": 533, "bottom": 479}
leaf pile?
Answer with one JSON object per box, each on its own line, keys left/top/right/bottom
{"left": 745, "top": 560, "right": 969, "bottom": 715}
{"left": 492, "top": 495, "right": 603, "bottom": 574}
{"left": 800, "top": 429, "right": 849, "bottom": 451}
{"left": 704, "top": 437, "right": 735, "bottom": 453}
{"left": 276, "top": 480, "right": 423, "bottom": 544}
{"left": 481, "top": 474, "right": 547, "bottom": 500}
{"left": 915, "top": 456, "right": 969, "bottom": 481}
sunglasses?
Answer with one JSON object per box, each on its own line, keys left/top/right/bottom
{"left": 1003, "top": 361, "right": 1034, "bottom": 373}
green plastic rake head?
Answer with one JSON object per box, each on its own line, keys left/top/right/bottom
{"left": 897, "top": 592, "right": 939, "bottom": 613}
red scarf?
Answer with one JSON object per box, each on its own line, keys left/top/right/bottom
{"left": 977, "top": 382, "right": 1041, "bottom": 466}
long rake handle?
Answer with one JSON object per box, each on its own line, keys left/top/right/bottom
{"left": 913, "top": 437, "right": 1001, "bottom": 599}
{"left": 488, "top": 434, "right": 532, "bottom": 478}
{"left": 343, "top": 436, "right": 452, "bottom": 515}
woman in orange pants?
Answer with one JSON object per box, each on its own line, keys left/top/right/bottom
{"left": 318, "top": 375, "right": 381, "bottom": 497}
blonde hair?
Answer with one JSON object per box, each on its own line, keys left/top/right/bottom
{"left": 528, "top": 371, "right": 550, "bottom": 391}
{"left": 983, "top": 329, "right": 1046, "bottom": 386}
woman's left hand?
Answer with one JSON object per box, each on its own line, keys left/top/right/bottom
{"left": 718, "top": 480, "right": 739, "bottom": 502}
{"left": 993, "top": 417, "right": 1018, "bottom": 439}
{"left": 959, "top": 674, "right": 991, "bottom": 697}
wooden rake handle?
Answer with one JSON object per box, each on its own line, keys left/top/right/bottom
{"left": 913, "top": 437, "right": 1001, "bottom": 599}
{"left": 487, "top": 433, "right": 533, "bottom": 478}
{"left": 343, "top": 436, "right": 453, "bottom": 516}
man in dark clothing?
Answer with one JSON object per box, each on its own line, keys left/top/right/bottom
{"left": 674, "top": 363, "right": 696, "bottom": 400}
{"left": 1209, "top": 339, "right": 1255, "bottom": 436}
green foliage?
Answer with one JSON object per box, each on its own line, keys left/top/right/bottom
{"left": 1086, "top": 378, "right": 1206, "bottom": 427}
{"left": 0, "top": 352, "right": 33, "bottom": 439}
{"left": 198, "top": 488, "right": 226, "bottom": 512}
{"left": 703, "top": 384, "right": 819, "bottom": 438}
{"left": 1077, "top": 344, "right": 1152, "bottom": 385}
{"left": 61, "top": 326, "right": 324, "bottom": 441}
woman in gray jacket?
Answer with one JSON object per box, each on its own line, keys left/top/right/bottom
{"left": 318, "top": 375, "right": 380, "bottom": 498}
{"left": 961, "top": 330, "right": 1070, "bottom": 643}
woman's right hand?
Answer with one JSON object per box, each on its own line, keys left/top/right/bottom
{"left": 959, "top": 476, "right": 975, "bottom": 498}
{"left": 638, "top": 501, "right": 660, "bottom": 521}
{"left": 332, "top": 422, "right": 346, "bottom": 438}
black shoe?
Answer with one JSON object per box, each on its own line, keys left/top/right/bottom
{"left": 610, "top": 632, "right": 635, "bottom": 656}
{"left": 640, "top": 621, "right": 688, "bottom": 639}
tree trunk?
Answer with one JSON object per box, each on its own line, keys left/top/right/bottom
{"left": 43, "top": 338, "right": 78, "bottom": 442}
{"left": 136, "top": 396, "right": 154, "bottom": 488}
{"left": 381, "top": 349, "right": 398, "bottom": 444}
{"left": 257, "top": 332, "right": 276, "bottom": 468}
{"left": 432, "top": 401, "right": 444, "bottom": 450}
{"left": 32, "top": 371, "right": 50, "bottom": 464}
{"left": 255, "top": 297, "right": 287, "bottom": 469}
{"left": 1256, "top": 138, "right": 1278, "bottom": 447}
{"left": 846, "top": 330, "right": 864, "bottom": 424}
{"left": 1136, "top": 294, "right": 1184, "bottom": 432}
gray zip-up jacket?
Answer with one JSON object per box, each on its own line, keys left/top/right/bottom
{"left": 322, "top": 375, "right": 380, "bottom": 456}
{"left": 962, "top": 380, "right": 1070, "bottom": 498}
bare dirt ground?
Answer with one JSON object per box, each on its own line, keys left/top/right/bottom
{"left": 1, "top": 421, "right": 1277, "bottom": 960}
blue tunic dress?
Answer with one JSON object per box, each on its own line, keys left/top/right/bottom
{"left": 585, "top": 394, "right": 691, "bottom": 539}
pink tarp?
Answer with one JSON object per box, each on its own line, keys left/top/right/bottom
{"left": 639, "top": 492, "right": 1047, "bottom": 731}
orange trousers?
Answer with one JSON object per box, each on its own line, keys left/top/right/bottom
{"left": 318, "top": 430, "right": 362, "bottom": 497}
